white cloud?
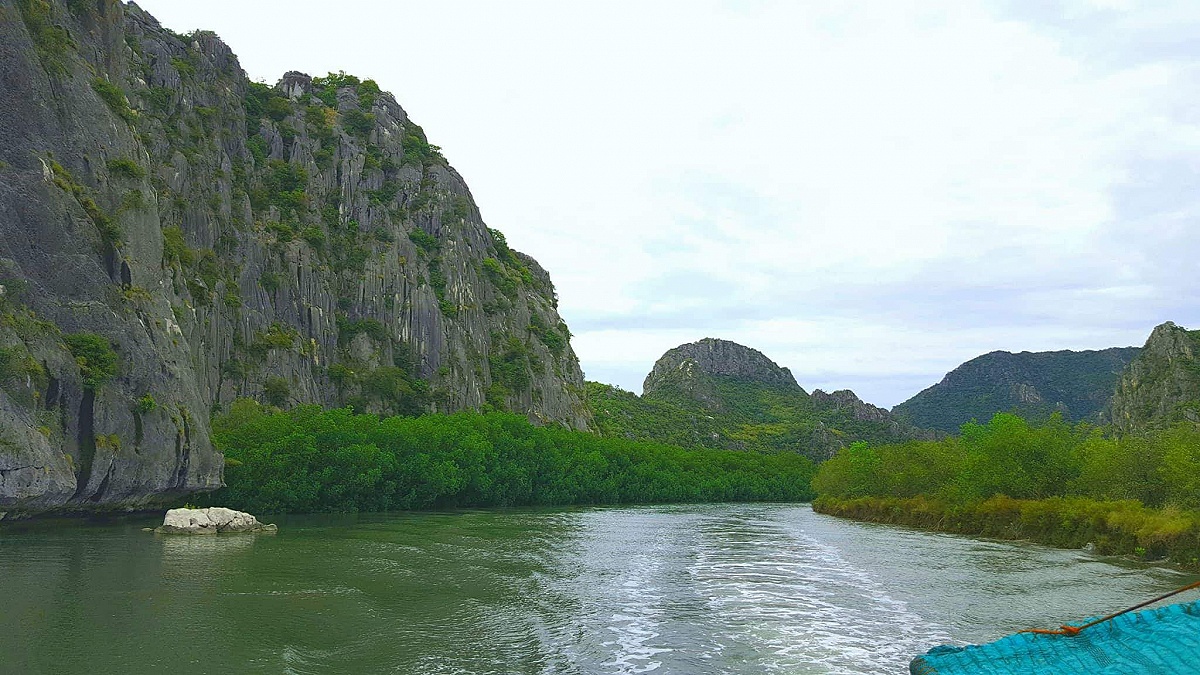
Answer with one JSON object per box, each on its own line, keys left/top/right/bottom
{"left": 138, "top": 0, "right": 1200, "bottom": 407}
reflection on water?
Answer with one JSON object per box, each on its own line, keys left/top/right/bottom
{"left": 159, "top": 530, "right": 260, "bottom": 555}
{"left": 1, "top": 505, "right": 1196, "bottom": 674}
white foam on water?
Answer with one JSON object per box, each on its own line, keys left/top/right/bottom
{"left": 686, "top": 511, "right": 955, "bottom": 674}
{"left": 599, "top": 552, "right": 673, "bottom": 673}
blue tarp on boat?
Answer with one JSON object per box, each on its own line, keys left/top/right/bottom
{"left": 910, "top": 598, "right": 1200, "bottom": 674}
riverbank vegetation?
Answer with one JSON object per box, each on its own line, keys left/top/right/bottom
{"left": 812, "top": 413, "right": 1200, "bottom": 567}
{"left": 200, "top": 400, "right": 817, "bottom": 513}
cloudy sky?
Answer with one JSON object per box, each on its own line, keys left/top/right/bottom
{"left": 138, "top": 0, "right": 1200, "bottom": 407}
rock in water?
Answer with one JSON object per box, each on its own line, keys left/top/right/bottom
{"left": 154, "top": 507, "right": 277, "bottom": 534}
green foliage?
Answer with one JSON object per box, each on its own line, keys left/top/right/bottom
{"left": 482, "top": 257, "right": 518, "bottom": 299}
{"left": 488, "top": 227, "right": 521, "bottom": 266}
{"left": 314, "top": 145, "right": 335, "bottom": 169}
{"left": 266, "top": 160, "right": 307, "bottom": 193}
{"left": 249, "top": 323, "right": 299, "bottom": 356}
{"left": 408, "top": 228, "right": 439, "bottom": 254}
{"left": 164, "top": 225, "right": 194, "bottom": 267}
{"left": 444, "top": 195, "right": 472, "bottom": 222}
{"left": 0, "top": 344, "right": 43, "bottom": 388}
{"left": 336, "top": 315, "right": 388, "bottom": 345}
{"left": 265, "top": 96, "right": 292, "bottom": 123}
{"left": 258, "top": 160, "right": 308, "bottom": 213}
{"left": 814, "top": 494, "right": 1200, "bottom": 570}
{"left": 814, "top": 413, "right": 1079, "bottom": 502}
{"left": 358, "top": 79, "right": 381, "bottom": 109}
{"left": 598, "top": 375, "right": 811, "bottom": 455}
{"left": 177, "top": 248, "right": 223, "bottom": 305}
{"left": 135, "top": 394, "right": 157, "bottom": 414}
{"left": 143, "top": 86, "right": 173, "bottom": 114}
{"left": 489, "top": 336, "right": 532, "bottom": 394}
{"left": 427, "top": 258, "right": 453, "bottom": 315}
{"left": 893, "top": 348, "right": 1141, "bottom": 433}
{"left": 170, "top": 55, "right": 196, "bottom": 79}
{"left": 813, "top": 411, "right": 1200, "bottom": 518}
{"left": 401, "top": 125, "right": 443, "bottom": 165}
{"left": 259, "top": 271, "right": 280, "bottom": 292}
{"left": 222, "top": 290, "right": 243, "bottom": 309}
{"left": 589, "top": 382, "right": 725, "bottom": 450}
{"left": 300, "top": 226, "right": 325, "bottom": 250}
{"left": 91, "top": 78, "right": 136, "bottom": 123}
{"left": 343, "top": 109, "right": 375, "bottom": 139}
{"left": 305, "top": 105, "right": 336, "bottom": 143}
{"left": 330, "top": 239, "right": 370, "bottom": 274}
{"left": 529, "top": 312, "right": 566, "bottom": 356}
{"left": 49, "top": 161, "right": 122, "bottom": 247}
{"left": 245, "top": 135, "right": 268, "bottom": 163}
{"left": 262, "top": 377, "right": 291, "bottom": 408}
{"left": 119, "top": 189, "right": 146, "bottom": 212}
{"left": 311, "top": 71, "right": 361, "bottom": 107}
{"left": 277, "top": 122, "right": 297, "bottom": 146}
{"left": 200, "top": 402, "right": 817, "bottom": 513}
{"left": 16, "top": 0, "right": 74, "bottom": 77}
{"left": 0, "top": 346, "right": 19, "bottom": 381}
{"left": 107, "top": 158, "right": 145, "bottom": 181}
{"left": 64, "top": 332, "right": 118, "bottom": 390}
{"left": 360, "top": 366, "right": 429, "bottom": 416}
{"left": 367, "top": 180, "right": 400, "bottom": 206}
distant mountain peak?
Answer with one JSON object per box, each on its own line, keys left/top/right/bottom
{"left": 642, "top": 338, "right": 800, "bottom": 397}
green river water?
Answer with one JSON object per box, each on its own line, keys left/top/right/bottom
{"left": 1, "top": 503, "right": 1196, "bottom": 674}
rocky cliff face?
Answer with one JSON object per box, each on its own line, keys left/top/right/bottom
{"left": 592, "top": 338, "right": 930, "bottom": 460}
{"left": 811, "top": 389, "right": 891, "bottom": 425}
{"left": 1110, "top": 322, "right": 1200, "bottom": 433}
{"left": 0, "top": 0, "right": 589, "bottom": 515}
{"left": 642, "top": 338, "right": 800, "bottom": 410}
{"left": 893, "top": 347, "right": 1140, "bottom": 433}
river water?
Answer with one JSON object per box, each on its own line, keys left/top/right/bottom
{"left": 1, "top": 503, "right": 1196, "bottom": 674}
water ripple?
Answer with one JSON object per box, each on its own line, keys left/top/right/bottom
{"left": 683, "top": 512, "right": 953, "bottom": 674}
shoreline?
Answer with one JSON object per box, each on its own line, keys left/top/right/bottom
{"left": 813, "top": 494, "right": 1200, "bottom": 572}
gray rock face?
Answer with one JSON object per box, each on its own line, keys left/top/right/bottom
{"left": 154, "top": 506, "right": 276, "bottom": 534}
{"left": 1110, "top": 322, "right": 1200, "bottom": 433}
{"left": 0, "top": 0, "right": 590, "bottom": 515}
{"left": 643, "top": 338, "right": 800, "bottom": 399}
{"left": 809, "top": 388, "right": 939, "bottom": 454}
{"left": 811, "top": 389, "right": 890, "bottom": 424}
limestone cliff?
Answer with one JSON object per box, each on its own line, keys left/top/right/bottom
{"left": 592, "top": 338, "right": 932, "bottom": 460}
{"left": 1110, "top": 322, "right": 1200, "bottom": 433}
{"left": 642, "top": 338, "right": 800, "bottom": 411}
{"left": 0, "top": 0, "right": 589, "bottom": 515}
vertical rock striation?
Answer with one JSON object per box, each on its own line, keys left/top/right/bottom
{"left": 0, "top": 0, "right": 590, "bottom": 514}
{"left": 1110, "top": 322, "right": 1200, "bottom": 433}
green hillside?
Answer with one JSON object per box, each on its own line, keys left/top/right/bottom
{"left": 589, "top": 338, "right": 934, "bottom": 459}
{"left": 893, "top": 347, "right": 1140, "bottom": 433}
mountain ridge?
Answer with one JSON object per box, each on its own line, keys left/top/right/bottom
{"left": 892, "top": 346, "right": 1140, "bottom": 433}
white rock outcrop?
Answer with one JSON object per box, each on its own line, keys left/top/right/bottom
{"left": 154, "top": 507, "right": 277, "bottom": 534}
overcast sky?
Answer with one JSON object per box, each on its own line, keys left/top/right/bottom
{"left": 137, "top": 0, "right": 1200, "bottom": 408}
